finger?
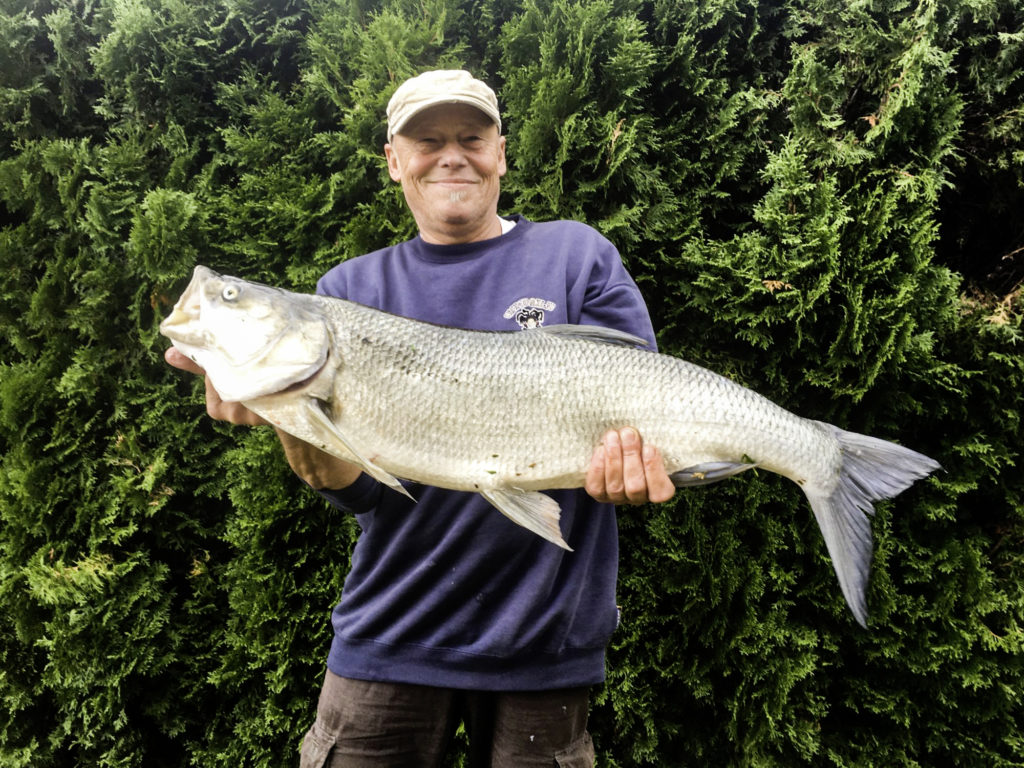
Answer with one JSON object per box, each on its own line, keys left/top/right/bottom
{"left": 165, "top": 346, "right": 266, "bottom": 426}
{"left": 601, "top": 429, "right": 625, "bottom": 501}
{"left": 642, "top": 444, "right": 676, "bottom": 504}
{"left": 584, "top": 442, "right": 609, "bottom": 502}
{"left": 203, "top": 376, "right": 267, "bottom": 426}
{"left": 203, "top": 375, "right": 228, "bottom": 420}
{"left": 618, "top": 427, "right": 649, "bottom": 504}
{"left": 164, "top": 346, "right": 205, "bottom": 375}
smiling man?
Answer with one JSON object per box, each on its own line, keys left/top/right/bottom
{"left": 167, "top": 69, "right": 674, "bottom": 767}
{"left": 385, "top": 97, "right": 507, "bottom": 244}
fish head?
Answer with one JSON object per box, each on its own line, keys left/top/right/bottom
{"left": 160, "top": 265, "right": 329, "bottom": 401}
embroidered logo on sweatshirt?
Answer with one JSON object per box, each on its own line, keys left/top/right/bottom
{"left": 503, "top": 298, "right": 556, "bottom": 329}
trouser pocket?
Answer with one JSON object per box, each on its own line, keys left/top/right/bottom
{"left": 554, "top": 731, "right": 595, "bottom": 768}
{"left": 298, "top": 720, "right": 334, "bottom": 768}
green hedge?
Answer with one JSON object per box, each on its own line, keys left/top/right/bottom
{"left": 1, "top": 0, "right": 1021, "bottom": 765}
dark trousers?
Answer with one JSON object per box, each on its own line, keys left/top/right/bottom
{"left": 299, "top": 669, "right": 595, "bottom": 768}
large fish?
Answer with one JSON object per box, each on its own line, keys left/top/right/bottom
{"left": 160, "top": 265, "right": 940, "bottom": 626}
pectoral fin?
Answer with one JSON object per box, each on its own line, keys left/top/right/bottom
{"left": 670, "top": 461, "right": 757, "bottom": 487}
{"left": 480, "top": 489, "right": 572, "bottom": 551}
{"left": 296, "top": 399, "right": 415, "bottom": 501}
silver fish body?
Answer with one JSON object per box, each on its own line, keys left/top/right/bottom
{"left": 160, "top": 266, "right": 941, "bottom": 627}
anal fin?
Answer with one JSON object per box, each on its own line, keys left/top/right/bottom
{"left": 671, "top": 461, "right": 757, "bottom": 487}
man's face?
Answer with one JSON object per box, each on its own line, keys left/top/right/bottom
{"left": 385, "top": 103, "right": 507, "bottom": 245}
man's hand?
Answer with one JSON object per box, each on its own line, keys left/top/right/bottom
{"left": 585, "top": 427, "right": 676, "bottom": 505}
{"left": 164, "top": 347, "right": 268, "bottom": 426}
{"left": 163, "top": 346, "right": 362, "bottom": 490}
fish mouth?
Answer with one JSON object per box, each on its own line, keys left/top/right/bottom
{"left": 159, "top": 307, "right": 203, "bottom": 346}
{"left": 158, "top": 266, "right": 210, "bottom": 343}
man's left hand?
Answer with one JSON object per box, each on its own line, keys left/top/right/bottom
{"left": 585, "top": 427, "right": 676, "bottom": 505}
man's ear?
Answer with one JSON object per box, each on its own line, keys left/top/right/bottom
{"left": 384, "top": 143, "right": 402, "bottom": 182}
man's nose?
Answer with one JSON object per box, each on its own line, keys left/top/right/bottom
{"left": 437, "top": 142, "right": 467, "bottom": 167}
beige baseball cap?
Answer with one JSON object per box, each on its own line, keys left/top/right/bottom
{"left": 386, "top": 70, "right": 501, "bottom": 141}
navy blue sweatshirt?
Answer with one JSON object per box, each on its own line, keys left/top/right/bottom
{"left": 315, "top": 216, "right": 656, "bottom": 691}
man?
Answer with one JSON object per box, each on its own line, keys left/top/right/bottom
{"left": 166, "top": 69, "right": 675, "bottom": 767}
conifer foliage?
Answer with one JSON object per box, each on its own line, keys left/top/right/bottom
{"left": 1, "top": 0, "right": 1021, "bottom": 766}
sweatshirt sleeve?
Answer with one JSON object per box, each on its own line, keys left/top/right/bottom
{"left": 312, "top": 472, "right": 382, "bottom": 514}
{"left": 572, "top": 230, "right": 658, "bottom": 351}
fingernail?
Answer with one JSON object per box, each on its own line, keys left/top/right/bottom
{"left": 605, "top": 430, "right": 619, "bottom": 448}
{"left": 621, "top": 428, "right": 638, "bottom": 447}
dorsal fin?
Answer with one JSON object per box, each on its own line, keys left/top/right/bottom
{"left": 535, "top": 324, "right": 650, "bottom": 348}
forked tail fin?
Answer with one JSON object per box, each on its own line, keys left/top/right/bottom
{"left": 804, "top": 423, "right": 941, "bottom": 627}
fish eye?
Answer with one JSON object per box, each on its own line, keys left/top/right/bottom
{"left": 222, "top": 285, "right": 240, "bottom": 301}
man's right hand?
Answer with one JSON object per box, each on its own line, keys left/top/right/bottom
{"left": 164, "top": 346, "right": 268, "bottom": 426}
{"left": 164, "top": 345, "right": 362, "bottom": 490}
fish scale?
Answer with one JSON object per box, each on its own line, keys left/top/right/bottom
{"left": 160, "top": 265, "right": 941, "bottom": 627}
